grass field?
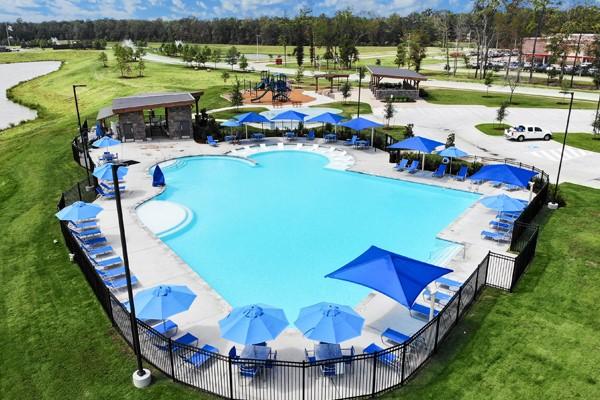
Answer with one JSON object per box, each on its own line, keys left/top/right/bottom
{"left": 423, "top": 88, "right": 598, "bottom": 109}
{"left": 2, "top": 49, "right": 600, "bottom": 399}
{"left": 209, "top": 106, "right": 269, "bottom": 120}
{"left": 309, "top": 101, "right": 372, "bottom": 118}
{"left": 475, "top": 123, "right": 511, "bottom": 136}
{"left": 552, "top": 132, "right": 600, "bottom": 153}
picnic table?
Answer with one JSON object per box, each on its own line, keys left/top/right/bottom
{"left": 324, "top": 133, "right": 337, "bottom": 143}
{"left": 251, "top": 133, "right": 265, "bottom": 141}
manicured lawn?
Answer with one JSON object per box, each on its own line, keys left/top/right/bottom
{"left": 552, "top": 132, "right": 600, "bottom": 153}
{"left": 2, "top": 49, "right": 600, "bottom": 400}
{"left": 423, "top": 88, "right": 598, "bottom": 109}
{"left": 475, "top": 123, "right": 511, "bottom": 136}
{"left": 311, "top": 101, "right": 372, "bottom": 118}
{"left": 386, "top": 183, "right": 600, "bottom": 399}
{"left": 209, "top": 106, "right": 268, "bottom": 120}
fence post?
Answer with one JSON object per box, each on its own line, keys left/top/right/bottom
{"left": 455, "top": 286, "right": 463, "bottom": 323}
{"left": 475, "top": 262, "right": 481, "bottom": 295}
{"left": 106, "top": 288, "right": 115, "bottom": 326}
{"left": 400, "top": 345, "right": 406, "bottom": 384}
{"left": 168, "top": 338, "right": 176, "bottom": 381}
{"left": 484, "top": 251, "right": 491, "bottom": 286}
{"left": 433, "top": 315, "right": 441, "bottom": 352}
{"left": 371, "top": 352, "right": 378, "bottom": 397}
{"left": 228, "top": 356, "right": 234, "bottom": 400}
{"left": 77, "top": 182, "right": 82, "bottom": 201}
{"left": 302, "top": 360, "right": 306, "bottom": 400}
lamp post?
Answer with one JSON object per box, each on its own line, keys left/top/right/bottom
{"left": 549, "top": 91, "right": 574, "bottom": 208}
{"left": 357, "top": 67, "right": 363, "bottom": 118}
{"left": 73, "top": 84, "right": 91, "bottom": 186}
{"left": 111, "top": 164, "right": 151, "bottom": 388}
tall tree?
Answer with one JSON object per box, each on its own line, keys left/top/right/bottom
{"left": 409, "top": 34, "right": 427, "bottom": 72}
{"left": 225, "top": 46, "right": 239, "bottom": 70}
{"left": 394, "top": 38, "right": 407, "bottom": 68}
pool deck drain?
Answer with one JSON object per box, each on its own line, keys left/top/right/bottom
{"left": 89, "top": 137, "right": 530, "bottom": 360}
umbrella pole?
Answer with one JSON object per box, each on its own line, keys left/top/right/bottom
{"left": 422, "top": 152, "right": 425, "bottom": 171}
{"left": 371, "top": 128, "right": 374, "bottom": 151}
{"left": 245, "top": 124, "right": 248, "bottom": 140}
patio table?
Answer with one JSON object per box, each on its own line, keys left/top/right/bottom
{"left": 324, "top": 133, "right": 337, "bottom": 142}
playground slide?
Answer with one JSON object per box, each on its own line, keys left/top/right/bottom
{"left": 251, "top": 88, "right": 270, "bottom": 102}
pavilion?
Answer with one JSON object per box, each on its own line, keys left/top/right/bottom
{"left": 366, "top": 66, "right": 427, "bottom": 100}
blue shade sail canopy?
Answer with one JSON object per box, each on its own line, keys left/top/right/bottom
{"left": 152, "top": 164, "right": 166, "bottom": 187}
{"left": 339, "top": 117, "right": 383, "bottom": 131}
{"left": 306, "top": 112, "right": 345, "bottom": 125}
{"left": 220, "top": 119, "right": 242, "bottom": 127}
{"left": 469, "top": 164, "right": 539, "bottom": 188}
{"left": 219, "top": 304, "right": 288, "bottom": 345}
{"left": 438, "top": 146, "right": 469, "bottom": 158}
{"left": 92, "top": 136, "right": 121, "bottom": 148}
{"left": 271, "top": 110, "right": 308, "bottom": 121}
{"left": 387, "top": 136, "right": 444, "bottom": 153}
{"left": 133, "top": 285, "right": 197, "bottom": 321}
{"left": 235, "top": 112, "right": 271, "bottom": 124}
{"left": 92, "top": 163, "right": 128, "bottom": 181}
{"left": 55, "top": 201, "right": 103, "bottom": 222}
{"left": 95, "top": 121, "right": 105, "bottom": 137}
{"left": 480, "top": 194, "right": 526, "bottom": 212}
{"left": 326, "top": 245, "right": 453, "bottom": 309}
{"left": 294, "top": 302, "right": 364, "bottom": 344}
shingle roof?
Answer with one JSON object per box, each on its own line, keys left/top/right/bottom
{"left": 366, "top": 66, "right": 428, "bottom": 80}
{"left": 111, "top": 92, "right": 195, "bottom": 113}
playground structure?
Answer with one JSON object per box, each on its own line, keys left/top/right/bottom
{"left": 246, "top": 71, "right": 292, "bottom": 103}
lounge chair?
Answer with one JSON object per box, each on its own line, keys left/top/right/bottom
{"left": 171, "top": 333, "right": 199, "bottom": 352}
{"left": 78, "top": 235, "right": 108, "bottom": 247}
{"left": 285, "top": 131, "right": 296, "bottom": 140}
{"left": 422, "top": 288, "right": 452, "bottom": 305}
{"left": 183, "top": 344, "right": 220, "bottom": 368}
{"left": 394, "top": 159, "right": 409, "bottom": 171}
{"left": 410, "top": 303, "right": 438, "bottom": 320}
{"left": 97, "top": 266, "right": 126, "bottom": 279}
{"left": 68, "top": 220, "right": 98, "bottom": 231}
{"left": 83, "top": 245, "right": 114, "bottom": 257}
{"left": 363, "top": 343, "right": 400, "bottom": 368}
{"left": 304, "top": 349, "right": 316, "bottom": 364}
{"left": 490, "top": 181, "right": 503, "bottom": 188}
{"left": 344, "top": 135, "right": 358, "bottom": 146}
{"left": 435, "top": 277, "right": 462, "bottom": 292}
{"left": 70, "top": 227, "right": 102, "bottom": 238}
{"left": 407, "top": 160, "right": 420, "bottom": 174}
{"left": 381, "top": 328, "right": 411, "bottom": 345}
{"left": 100, "top": 182, "right": 126, "bottom": 192}
{"left": 504, "top": 184, "right": 521, "bottom": 191}
{"left": 96, "top": 186, "right": 115, "bottom": 199}
{"left": 455, "top": 165, "right": 468, "bottom": 181}
{"left": 481, "top": 230, "right": 511, "bottom": 242}
{"left": 432, "top": 164, "right": 446, "bottom": 178}
{"left": 490, "top": 220, "right": 513, "bottom": 231}
{"left": 497, "top": 214, "right": 519, "bottom": 223}
{"left": 104, "top": 275, "right": 138, "bottom": 291}
{"left": 91, "top": 255, "right": 123, "bottom": 269}
{"left": 152, "top": 319, "right": 178, "bottom": 336}
{"left": 207, "top": 135, "right": 218, "bottom": 146}
{"left": 306, "top": 130, "right": 315, "bottom": 140}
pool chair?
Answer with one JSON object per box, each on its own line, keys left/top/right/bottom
{"left": 183, "top": 344, "right": 220, "bottom": 368}
{"left": 394, "top": 159, "right": 409, "bottom": 171}
{"left": 104, "top": 275, "right": 138, "bottom": 291}
{"left": 455, "top": 165, "right": 468, "bottom": 181}
{"left": 422, "top": 288, "right": 452, "bottom": 306}
{"left": 97, "top": 266, "right": 126, "bottom": 280}
{"left": 83, "top": 244, "right": 114, "bottom": 258}
{"left": 435, "top": 277, "right": 462, "bottom": 292}
{"left": 410, "top": 303, "right": 439, "bottom": 320}
{"left": 91, "top": 255, "right": 123, "bottom": 270}
{"left": 363, "top": 343, "right": 400, "bottom": 368}
{"left": 304, "top": 349, "right": 316, "bottom": 364}
{"left": 96, "top": 186, "right": 116, "bottom": 199}
{"left": 504, "top": 184, "right": 521, "bottom": 191}
{"left": 78, "top": 235, "right": 108, "bottom": 247}
{"left": 481, "top": 230, "right": 511, "bottom": 242}
{"left": 470, "top": 178, "right": 485, "bottom": 185}
{"left": 100, "top": 182, "right": 126, "bottom": 192}
{"left": 152, "top": 319, "right": 178, "bottom": 336}
{"left": 170, "top": 333, "right": 199, "bottom": 352}
{"left": 432, "top": 164, "right": 446, "bottom": 178}
{"left": 490, "top": 220, "right": 513, "bottom": 231}
{"left": 70, "top": 227, "right": 102, "bottom": 238}
{"left": 407, "top": 160, "right": 420, "bottom": 174}
{"left": 68, "top": 220, "right": 98, "bottom": 232}
{"left": 207, "top": 135, "right": 219, "bottom": 146}
{"left": 497, "top": 213, "right": 519, "bottom": 223}
{"left": 381, "top": 328, "right": 411, "bottom": 345}
{"left": 306, "top": 130, "right": 315, "bottom": 140}
{"left": 285, "top": 131, "right": 296, "bottom": 140}
{"left": 344, "top": 135, "right": 358, "bottom": 146}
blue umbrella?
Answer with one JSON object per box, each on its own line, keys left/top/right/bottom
{"left": 306, "top": 112, "right": 345, "bottom": 135}
{"left": 92, "top": 136, "right": 121, "bottom": 148}
{"left": 295, "top": 302, "right": 364, "bottom": 344}
{"left": 271, "top": 109, "right": 307, "bottom": 122}
{"left": 480, "top": 194, "right": 526, "bottom": 212}
{"left": 55, "top": 201, "right": 103, "bottom": 222}
{"left": 235, "top": 112, "right": 271, "bottom": 139}
{"left": 92, "top": 163, "right": 128, "bottom": 181}
{"left": 219, "top": 304, "right": 288, "bottom": 345}
{"left": 339, "top": 117, "right": 383, "bottom": 148}
{"left": 152, "top": 164, "right": 165, "bottom": 187}
{"left": 326, "top": 245, "right": 452, "bottom": 309}
{"left": 133, "top": 285, "right": 197, "bottom": 321}
{"left": 387, "top": 136, "right": 444, "bottom": 171}
{"left": 469, "top": 164, "right": 539, "bottom": 188}
{"left": 438, "top": 146, "right": 469, "bottom": 174}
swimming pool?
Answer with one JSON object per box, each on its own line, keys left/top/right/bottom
{"left": 146, "top": 151, "right": 480, "bottom": 318}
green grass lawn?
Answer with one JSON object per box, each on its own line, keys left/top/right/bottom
{"left": 209, "top": 106, "right": 269, "bottom": 120}
{"left": 310, "top": 101, "right": 372, "bottom": 118}
{"left": 2, "top": 49, "right": 600, "bottom": 399}
{"left": 475, "top": 123, "right": 511, "bottom": 136}
{"left": 423, "top": 88, "right": 598, "bottom": 109}
{"left": 385, "top": 183, "right": 600, "bottom": 399}
{"left": 552, "top": 132, "right": 600, "bottom": 153}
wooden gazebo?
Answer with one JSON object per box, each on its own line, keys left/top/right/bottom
{"left": 366, "top": 66, "right": 427, "bottom": 100}
{"left": 314, "top": 73, "right": 350, "bottom": 93}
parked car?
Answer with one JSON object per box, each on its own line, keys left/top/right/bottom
{"left": 504, "top": 125, "right": 553, "bottom": 142}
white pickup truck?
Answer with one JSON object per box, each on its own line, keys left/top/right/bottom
{"left": 504, "top": 125, "right": 553, "bottom": 141}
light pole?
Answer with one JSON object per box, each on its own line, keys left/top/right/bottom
{"left": 73, "top": 84, "right": 91, "bottom": 186}
{"left": 550, "top": 91, "right": 574, "bottom": 207}
{"left": 357, "top": 67, "right": 363, "bottom": 118}
{"left": 111, "top": 164, "right": 151, "bottom": 388}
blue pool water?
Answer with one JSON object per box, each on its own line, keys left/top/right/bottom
{"left": 153, "top": 151, "right": 479, "bottom": 318}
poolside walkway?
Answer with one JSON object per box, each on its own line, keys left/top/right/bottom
{"left": 89, "top": 138, "right": 530, "bottom": 360}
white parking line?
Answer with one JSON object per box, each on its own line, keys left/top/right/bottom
{"left": 530, "top": 147, "right": 589, "bottom": 162}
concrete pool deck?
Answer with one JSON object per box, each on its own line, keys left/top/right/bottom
{"left": 88, "top": 138, "right": 530, "bottom": 360}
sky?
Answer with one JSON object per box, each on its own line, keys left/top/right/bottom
{"left": 0, "top": 0, "right": 475, "bottom": 22}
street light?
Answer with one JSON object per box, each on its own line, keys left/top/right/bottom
{"left": 550, "top": 90, "right": 574, "bottom": 207}
{"left": 111, "top": 164, "right": 151, "bottom": 388}
{"left": 73, "top": 84, "right": 91, "bottom": 186}
{"left": 357, "top": 66, "right": 364, "bottom": 118}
